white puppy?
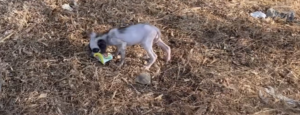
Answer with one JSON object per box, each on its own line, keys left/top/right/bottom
{"left": 89, "top": 23, "right": 171, "bottom": 70}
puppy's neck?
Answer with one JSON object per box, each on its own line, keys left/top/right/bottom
{"left": 103, "top": 29, "right": 119, "bottom": 45}
{"left": 96, "top": 27, "right": 120, "bottom": 46}
{"left": 102, "top": 34, "right": 111, "bottom": 45}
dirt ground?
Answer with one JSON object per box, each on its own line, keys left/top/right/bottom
{"left": 0, "top": 0, "right": 300, "bottom": 114}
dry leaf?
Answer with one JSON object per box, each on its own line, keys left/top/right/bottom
{"left": 38, "top": 93, "right": 47, "bottom": 98}
{"left": 155, "top": 94, "right": 163, "bottom": 100}
{"left": 184, "top": 79, "right": 191, "bottom": 82}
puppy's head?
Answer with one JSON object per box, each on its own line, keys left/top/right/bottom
{"left": 88, "top": 32, "right": 108, "bottom": 54}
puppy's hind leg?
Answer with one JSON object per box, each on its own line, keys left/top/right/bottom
{"left": 141, "top": 42, "right": 157, "bottom": 70}
{"left": 156, "top": 39, "right": 171, "bottom": 62}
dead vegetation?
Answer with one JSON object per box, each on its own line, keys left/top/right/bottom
{"left": 0, "top": 0, "right": 300, "bottom": 114}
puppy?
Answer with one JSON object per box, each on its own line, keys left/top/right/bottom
{"left": 89, "top": 23, "right": 171, "bottom": 70}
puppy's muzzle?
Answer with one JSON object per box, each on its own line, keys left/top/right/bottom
{"left": 92, "top": 48, "right": 100, "bottom": 53}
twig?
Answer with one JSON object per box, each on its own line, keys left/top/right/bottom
{"left": 0, "top": 32, "right": 14, "bottom": 43}
{"left": 121, "top": 78, "right": 141, "bottom": 95}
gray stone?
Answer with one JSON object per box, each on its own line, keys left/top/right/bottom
{"left": 266, "top": 7, "right": 295, "bottom": 22}
{"left": 135, "top": 72, "right": 151, "bottom": 85}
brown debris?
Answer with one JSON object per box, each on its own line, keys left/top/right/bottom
{"left": 0, "top": 0, "right": 300, "bottom": 114}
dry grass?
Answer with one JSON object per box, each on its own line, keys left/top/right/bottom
{"left": 0, "top": 0, "right": 300, "bottom": 114}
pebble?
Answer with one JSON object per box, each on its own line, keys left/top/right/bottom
{"left": 135, "top": 72, "right": 151, "bottom": 85}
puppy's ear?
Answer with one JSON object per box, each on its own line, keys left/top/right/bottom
{"left": 90, "top": 32, "right": 97, "bottom": 39}
{"left": 98, "top": 39, "right": 107, "bottom": 53}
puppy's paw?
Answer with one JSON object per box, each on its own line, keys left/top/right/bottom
{"left": 117, "top": 61, "right": 124, "bottom": 67}
{"left": 114, "top": 52, "right": 120, "bottom": 57}
{"left": 165, "top": 56, "right": 171, "bottom": 62}
{"left": 166, "top": 59, "right": 171, "bottom": 62}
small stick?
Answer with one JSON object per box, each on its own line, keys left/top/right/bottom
{"left": 121, "top": 78, "right": 141, "bottom": 95}
{"left": 0, "top": 32, "right": 14, "bottom": 43}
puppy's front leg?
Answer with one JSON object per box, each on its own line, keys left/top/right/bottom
{"left": 117, "top": 42, "right": 127, "bottom": 67}
{"left": 114, "top": 45, "right": 122, "bottom": 56}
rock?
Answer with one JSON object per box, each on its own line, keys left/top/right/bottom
{"left": 266, "top": 7, "right": 295, "bottom": 22}
{"left": 135, "top": 72, "right": 151, "bottom": 85}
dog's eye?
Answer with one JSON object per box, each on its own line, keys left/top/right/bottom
{"left": 92, "top": 48, "right": 100, "bottom": 53}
